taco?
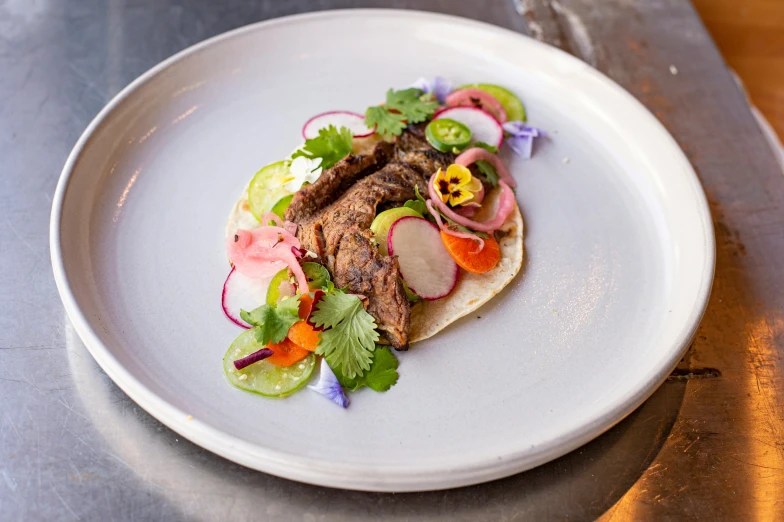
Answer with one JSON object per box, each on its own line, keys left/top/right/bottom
{"left": 221, "top": 80, "right": 538, "bottom": 406}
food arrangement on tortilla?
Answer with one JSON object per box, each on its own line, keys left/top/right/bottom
{"left": 221, "top": 78, "right": 543, "bottom": 407}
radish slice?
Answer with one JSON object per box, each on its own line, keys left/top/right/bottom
{"left": 445, "top": 89, "right": 507, "bottom": 123}
{"left": 302, "top": 111, "right": 374, "bottom": 139}
{"left": 222, "top": 267, "right": 270, "bottom": 328}
{"left": 434, "top": 107, "right": 504, "bottom": 148}
{"left": 387, "top": 216, "right": 459, "bottom": 300}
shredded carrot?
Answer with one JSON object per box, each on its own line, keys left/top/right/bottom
{"left": 298, "top": 293, "right": 313, "bottom": 320}
{"left": 287, "top": 321, "right": 321, "bottom": 352}
{"left": 265, "top": 338, "right": 310, "bottom": 367}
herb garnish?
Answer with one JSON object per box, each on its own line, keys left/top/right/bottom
{"left": 240, "top": 295, "right": 301, "bottom": 346}
{"left": 333, "top": 346, "right": 400, "bottom": 392}
{"left": 311, "top": 286, "right": 379, "bottom": 379}
{"left": 475, "top": 160, "right": 499, "bottom": 188}
{"left": 365, "top": 88, "right": 439, "bottom": 139}
{"left": 291, "top": 125, "right": 353, "bottom": 169}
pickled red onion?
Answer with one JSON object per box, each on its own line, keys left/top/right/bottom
{"left": 445, "top": 89, "right": 507, "bottom": 123}
{"left": 455, "top": 148, "right": 516, "bottom": 188}
{"left": 226, "top": 229, "right": 309, "bottom": 292}
{"left": 258, "top": 212, "right": 298, "bottom": 237}
{"left": 426, "top": 200, "right": 485, "bottom": 253}
{"left": 428, "top": 174, "right": 515, "bottom": 233}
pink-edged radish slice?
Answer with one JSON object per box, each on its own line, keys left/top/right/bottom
{"left": 434, "top": 106, "right": 504, "bottom": 148}
{"left": 445, "top": 89, "right": 507, "bottom": 123}
{"left": 302, "top": 111, "right": 374, "bottom": 139}
{"left": 387, "top": 216, "right": 459, "bottom": 300}
{"left": 222, "top": 267, "right": 270, "bottom": 328}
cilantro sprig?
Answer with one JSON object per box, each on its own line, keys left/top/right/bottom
{"left": 291, "top": 125, "right": 353, "bottom": 169}
{"left": 333, "top": 346, "right": 399, "bottom": 392}
{"left": 475, "top": 160, "right": 499, "bottom": 188}
{"left": 311, "top": 287, "right": 379, "bottom": 379}
{"left": 365, "top": 88, "right": 439, "bottom": 139}
{"left": 240, "top": 295, "right": 301, "bottom": 346}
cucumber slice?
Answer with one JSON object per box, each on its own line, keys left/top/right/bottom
{"left": 248, "top": 161, "right": 292, "bottom": 221}
{"left": 459, "top": 84, "right": 526, "bottom": 122}
{"left": 223, "top": 329, "right": 316, "bottom": 397}
{"left": 271, "top": 194, "right": 294, "bottom": 220}
{"left": 370, "top": 207, "right": 423, "bottom": 256}
{"left": 266, "top": 262, "right": 331, "bottom": 305}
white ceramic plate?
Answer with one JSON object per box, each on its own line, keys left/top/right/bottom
{"left": 51, "top": 10, "right": 714, "bottom": 492}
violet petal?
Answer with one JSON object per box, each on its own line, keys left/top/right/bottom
{"left": 308, "top": 358, "right": 349, "bottom": 408}
{"left": 410, "top": 77, "right": 430, "bottom": 92}
{"left": 431, "top": 76, "right": 453, "bottom": 103}
{"left": 410, "top": 76, "right": 452, "bottom": 103}
{"left": 502, "top": 120, "right": 527, "bottom": 135}
{"left": 234, "top": 348, "right": 274, "bottom": 370}
{"left": 503, "top": 121, "right": 545, "bottom": 137}
{"left": 506, "top": 135, "right": 533, "bottom": 160}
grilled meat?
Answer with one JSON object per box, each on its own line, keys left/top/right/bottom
{"left": 394, "top": 123, "right": 454, "bottom": 176}
{"left": 285, "top": 141, "right": 393, "bottom": 223}
{"left": 296, "top": 162, "right": 426, "bottom": 259}
{"left": 287, "top": 124, "right": 455, "bottom": 350}
{"left": 293, "top": 161, "right": 426, "bottom": 349}
{"left": 333, "top": 228, "right": 410, "bottom": 349}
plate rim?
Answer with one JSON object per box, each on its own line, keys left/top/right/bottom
{"left": 50, "top": 8, "right": 716, "bottom": 492}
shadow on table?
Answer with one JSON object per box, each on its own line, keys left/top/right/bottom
{"left": 67, "top": 324, "right": 685, "bottom": 521}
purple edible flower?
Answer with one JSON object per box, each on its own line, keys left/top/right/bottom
{"left": 503, "top": 121, "right": 546, "bottom": 160}
{"left": 234, "top": 348, "right": 274, "bottom": 370}
{"left": 410, "top": 76, "right": 452, "bottom": 103}
{"left": 308, "top": 358, "right": 349, "bottom": 408}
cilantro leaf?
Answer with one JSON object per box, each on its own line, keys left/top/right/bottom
{"left": 240, "top": 295, "right": 301, "bottom": 346}
{"left": 311, "top": 289, "right": 379, "bottom": 379}
{"left": 473, "top": 141, "right": 499, "bottom": 154}
{"left": 403, "top": 199, "right": 427, "bottom": 216}
{"left": 365, "top": 106, "right": 407, "bottom": 140}
{"left": 364, "top": 88, "right": 439, "bottom": 139}
{"left": 362, "top": 347, "right": 400, "bottom": 391}
{"left": 291, "top": 125, "right": 353, "bottom": 169}
{"left": 333, "top": 346, "right": 399, "bottom": 392}
{"left": 475, "top": 159, "right": 499, "bottom": 188}
{"left": 385, "top": 88, "right": 439, "bottom": 124}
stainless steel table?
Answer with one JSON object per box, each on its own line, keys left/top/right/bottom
{"left": 3, "top": 1, "right": 784, "bottom": 519}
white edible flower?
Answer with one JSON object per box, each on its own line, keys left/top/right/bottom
{"left": 283, "top": 156, "right": 323, "bottom": 192}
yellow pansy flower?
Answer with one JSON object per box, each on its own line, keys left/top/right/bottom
{"left": 433, "top": 164, "right": 483, "bottom": 207}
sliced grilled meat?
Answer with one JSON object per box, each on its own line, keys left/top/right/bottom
{"left": 333, "top": 228, "right": 410, "bottom": 349}
{"left": 297, "top": 162, "right": 427, "bottom": 262}
{"left": 395, "top": 123, "right": 454, "bottom": 176}
{"left": 320, "top": 163, "right": 427, "bottom": 264}
{"left": 395, "top": 122, "right": 430, "bottom": 154}
{"left": 294, "top": 162, "right": 426, "bottom": 349}
{"left": 285, "top": 141, "right": 393, "bottom": 223}
{"left": 286, "top": 124, "right": 459, "bottom": 350}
